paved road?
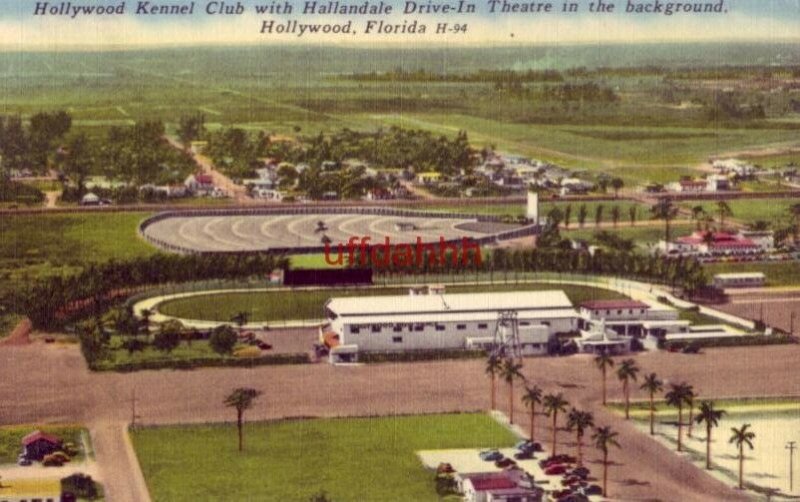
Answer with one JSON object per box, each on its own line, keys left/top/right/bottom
{"left": 89, "top": 421, "right": 152, "bottom": 502}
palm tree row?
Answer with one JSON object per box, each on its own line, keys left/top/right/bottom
{"left": 487, "top": 353, "right": 621, "bottom": 498}
{"left": 596, "top": 358, "right": 757, "bottom": 491}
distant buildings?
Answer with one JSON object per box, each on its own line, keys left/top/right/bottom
{"left": 667, "top": 174, "right": 733, "bottom": 193}
{"left": 658, "top": 230, "right": 774, "bottom": 258}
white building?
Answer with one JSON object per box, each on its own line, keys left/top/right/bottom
{"left": 322, "top": 288, "right": 577, "bottom": 362}
{"left": 578, "top": 299, "right": 679, "bottom": 338}
{"left": 457, "top": 470, "right": 542, "bottom": 502}
{"left": 713, "top": 272, "right": 766, "bottom": 289}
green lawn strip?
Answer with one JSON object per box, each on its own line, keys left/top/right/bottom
{"left": 131, "top": 413, "right": 516, "bottom": 502}
{"left": 0, "top": 313, "right": 24, "bottom": 339}
{"left": 607, "top": 396, "right": 800, "bottom": 419}
{"left": 156, "top": 283, "right": 625, "bottom": 323}
{"left": 0, "top": 424, "right": 89, "bottom": 464}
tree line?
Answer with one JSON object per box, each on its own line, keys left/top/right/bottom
{"left": 0, "top": 111, "right": 71, "bottom": 174}
{"left": 9, "top": 253, "right": 287, "bottom": 330}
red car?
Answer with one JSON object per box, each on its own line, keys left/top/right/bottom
{"left": 545, "top": 464, "right": 568, "bottom": 475}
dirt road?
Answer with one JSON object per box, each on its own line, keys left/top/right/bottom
{"left": 163, "top": 137, "right": 251, "bottom": 204}
{"left": 4, "top": 340, "right": 800, "bottom": 500}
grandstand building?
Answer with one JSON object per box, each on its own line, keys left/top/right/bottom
{"left": 322, "top": 287, "right": 577, "bottom": 363}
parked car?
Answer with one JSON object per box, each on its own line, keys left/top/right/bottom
{"left": 581, "top": 484, "right": 603, "bottom": 496}
{"left": 570, "top": 466, "right": 590, "bottom": 479}
{"left": 17, "top": 457, "right": 31, "bottom": 466}
{"left": 479, "top": 449, "right": 503, "bottom": 461}
{"left": 545, "top": 464, "right": 568, "bottom": 475}
{"left": 256, "top": 341, "right": 272, "bottom": 350}
{"left": 513, "top": 450, "right": 534, "bottom": 460}
{"left": 682, "top": 343, "right": 701, "bottom": 354}
{"left": 495, "top": 457, "right": 516, "bottom": 468}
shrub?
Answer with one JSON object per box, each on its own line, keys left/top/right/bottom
{"left": 209, "top": 325, "right": 238, "bottom": 355}
{"left": 90, "top": 352, "right": 309, "bottom": 372}
{"left": 121, "top": 338, "right": 148, "bottom": 355}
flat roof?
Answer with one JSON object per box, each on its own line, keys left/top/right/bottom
{"left": 341, "top": 309, "right": 578, "bottom": 325}
{"left": 713, "top": 272, "right": 766, "bottom": 279}
{"left": 580, "top": 299, "right": 650, "bottom": 310}
{"left": 327, "top": 290, "right": 574, "bottom": 318}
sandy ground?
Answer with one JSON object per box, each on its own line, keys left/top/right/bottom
{"left": 5, "top": 341, "right": 800, "bottom": 500}
{"left": 717, "top": 291, "right": 800, "bottom": 334}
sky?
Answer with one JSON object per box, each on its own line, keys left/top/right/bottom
{"left": 0, "top": 0, "right": 797, "bottom": 49}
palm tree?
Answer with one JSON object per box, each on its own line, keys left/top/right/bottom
{"left": 665, "top": 383, "right": 690, "bottom": 452}
{"left": 563, "top": 205, "right": 572, "bottom": 229}
{"left": 640, "top": 373, "right": 663, "bottom": 435}
{"left": 594, "top": 204, "right": 605, "bottom": 228}
{"left": 717, "top": 200, "right": 733, "bottom": 230}
{"left": 567, "top": 408, "right": 594, "bottom": 466}
{"left": 543, "top": 393, "right": 569, "bottom": 457}
{"left": 484, "top": 354, "right": 503, "bottom": 410}
{"left": 729, "top": 424, "right": 755, "bottom": 490}
{"left": 224, "top": 387, "right": 262, "bottom": 452}
{"left": 684, "top": 384, "right": 696, "bottom": 438}
{"left": 695, "top": 400, "right": 726, "bottom": 470}
{"left": 499, "top": 358, "right": 524, "bottom": 423}
{"left": 594, "top": 353, "right": 615, "bottom": 405}
{"left": 592, "top": 426, "right": 621, "bottom": 498}
{"left": 578, "top": 204, "right": 588, "bottom": 228}
{"left": 651, "top": 198, "right": 679, "bottom": 244}
{"left": 611, "top": 205, "right": 621, "bottom": 228}
{"left": 521, "top": 384, "right": 543, "bottom": 443}
{"left": 628, "top": 205, "right": 637, "bottom": 227}
{"left": 139, "top": 308, "right": 154, "bottom": 338}
{"left": 230, "top": 311, "right": 250, "bottom": 334}
{"left": 616, "top": 358, "right": 640, "bottom": 419}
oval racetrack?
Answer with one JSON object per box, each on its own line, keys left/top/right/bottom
{"left": 142, "top": 213, "right": 519, "bottom": 253}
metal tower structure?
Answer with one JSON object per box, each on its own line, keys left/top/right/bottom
{"left": 492, "top": 310, "right": 522, "bottom": 361}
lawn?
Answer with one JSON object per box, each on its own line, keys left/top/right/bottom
{"left": 0, "top": 424, "right": 90, "bottom": 464}
{"left": 679, "top": 198, "right": 797, "bottom": 224}
{"left": 131, "top": 413, "right": 517, "bottom": 502}
{"left": 156, "top": 283, "right": 625, "bottom": 323}
{"left": 564, "top": 223, "right": 695, "bottom": 245}
{"left": 425, "top": 200, "right": 648, "bottom": 224}
{"left": 0, "top": 211, "right": 157, "bottom": 298}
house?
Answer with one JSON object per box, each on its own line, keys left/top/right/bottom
{"left": 252, "top": 188, "right": 283, "bottom": 201}
{"left": 417, "top": 171, "right": 442, "bottom": 184}
{"left": 457, "top": 470, "right": 543, "bottom": 502}
{"left": 139, "top": 184, "right": 188, "bottom": 198}
{"left": 705, "top": 174, "right": 732, "bottom": 192}
{"left": 559, "top": 178, "right": 593, "bottom": 195}
{"left": 184, "top": 173, "right": 215, "bottom": 195}
{"left": 712, "top": 158, "right": 757, "bottom": 177}
{"left": 668, "top": 179, "right": 706, "bottom": 193}
{"left": 189, "top": 141, "right": 208, "bottom": 155}
{"left": 365, "top": 187, "right": 392, "bottom": 201}
{"left": 0, "top": 478, "right": 62, "bottom": 502}
{"left": 80, "top": 192, "right": 101, "bottom": 206}
{"left": 21, "top": 430, "right": 63, "bottom": 461}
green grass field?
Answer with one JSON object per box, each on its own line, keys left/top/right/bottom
{"left": 680, "top": 198, "right": 797, "bottom": 224}
{"left": 131, "top": 413, "right": 516, "bottom": 502}
{"left": 0, "top": 424, "right": 89, "bottom": 464}
{"left": 0, "top": 212, "right": 157, "bottom": 298}
{"left": 156, "top": 283, "right": 624, "bottom": 322}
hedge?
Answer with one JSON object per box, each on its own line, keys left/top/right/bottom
{"left": 90, "top": 352, "right": 309, "bottom": 372}
{"left": 664, "top": 334, "right": 797, "bottom": 351}
{"left": 360, "top": 348, "right": 486, "bottom": 364}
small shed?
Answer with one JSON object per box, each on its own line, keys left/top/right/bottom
{"left": 21, "top": 430, "right": 63, "bottom": 461}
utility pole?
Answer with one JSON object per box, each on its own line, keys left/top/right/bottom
{"left": 791, "top": 312, "right": 796, "bottom": 336}
{"left": 787, "top": 441, "right": 796, "bottom": 493}
{"left": 131, "top": 388, "right": 138, "bottom": 429}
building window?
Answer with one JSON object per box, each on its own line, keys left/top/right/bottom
{"left": 371, "top": 325, "right": 381, "bottom": 333}
{"left": 435, "top": 324, "right": 445, "bottom": 331}
{"left": 520, "top": 321, "right": 530, "bottom": 326}
{"left": 393, "top": 325, "right": 403, "bottom": 332}
{"left": 617, "top": 310, "right": 622, "bottom": 315}
{"left": 456, "top": 324, "right": 466, "bottom": 330}
{"left": 478, "top": 323, "right": 488, "bottom": 329}
{"left": 350, "top": 326, "right": 360, "bottom": 334}
{"left": 414, "top": 324, "right": 424, "bottom": 332}
{"left": 393, "top": 336, "right": 403, "bottom": 343}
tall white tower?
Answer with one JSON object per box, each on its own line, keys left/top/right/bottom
{"left": 526, "top": 191, "right": 539, "bottom": 223}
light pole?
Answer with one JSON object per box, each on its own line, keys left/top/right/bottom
{"left": 787, "top": 441, "right": 796, "bottom": 493}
